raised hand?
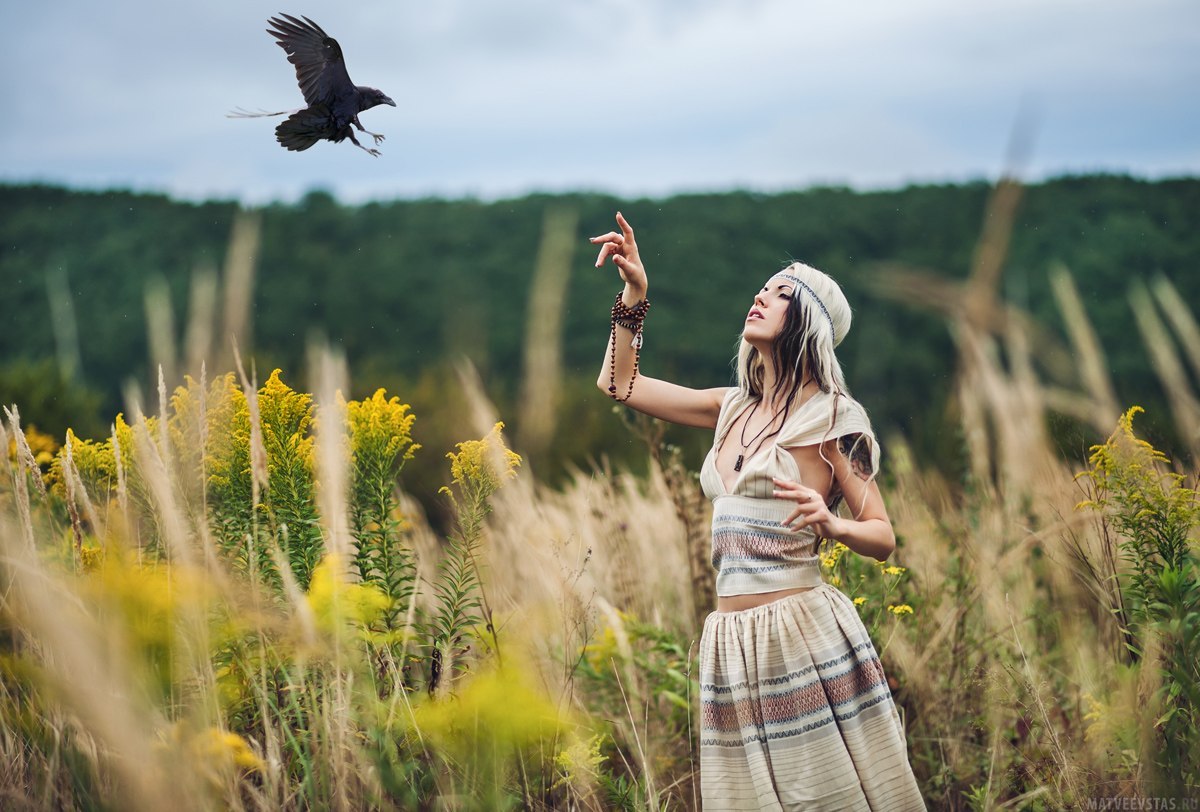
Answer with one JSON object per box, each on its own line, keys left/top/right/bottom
{"left": 590, "top": 211, "right": 647, "bottom": 302}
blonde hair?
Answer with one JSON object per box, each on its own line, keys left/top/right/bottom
{"left": 733, "top": 261, "right": 880, "bottom": 512}
{"left": 735, "top": 262, "right": 851, "bottom": 400}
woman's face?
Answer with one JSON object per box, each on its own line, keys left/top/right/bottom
{"left": 742, "top": 277, "right": 794, "bottom": 346}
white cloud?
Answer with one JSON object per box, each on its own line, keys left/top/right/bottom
{"left": 3, "top": 0, "right": 1196, "bottom": 201}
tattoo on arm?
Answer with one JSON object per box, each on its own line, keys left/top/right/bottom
{"left": 839, "top": 434, "right": 873, "bottom": 482}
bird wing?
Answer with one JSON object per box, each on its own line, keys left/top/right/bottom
{"left": 266, "top": 14, "right": 354, "bottom": 108}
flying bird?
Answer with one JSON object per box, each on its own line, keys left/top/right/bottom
{"left": 229, "top": 14, "right": 396, "bottom": 156}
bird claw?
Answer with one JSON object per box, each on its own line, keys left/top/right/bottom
{"left": 372, "top": 134, "right": 386, "bottom": 145}
{"left": 368, "top": 148, "right": 381, "bottom": 157}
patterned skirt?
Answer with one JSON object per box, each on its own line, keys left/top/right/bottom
{"left": 699, "top": 585, "right": 925, "bottom": 811}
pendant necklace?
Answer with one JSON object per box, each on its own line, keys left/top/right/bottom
{"left": 734, "top": 399, "right": 790, "bottom": 472}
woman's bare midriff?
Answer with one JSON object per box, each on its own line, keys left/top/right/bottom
{"left": 716, "top": 586, "right": 815, "bottom": 613}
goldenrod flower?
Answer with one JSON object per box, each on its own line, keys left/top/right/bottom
{"left": 203, "top": 374, "right": 251, "bottom": 494}
{"left": 258, "top": 369, "right": 314, "bottom": 469}
{"left": 414, "top": 664, "right": 565, "bottom": 760}
{"left": 21, "top": 424, "right": 59, "bottom": 468}
{"left": 199, "top": 727, "right": 266, "bottom": 774}
{"left": 440, "top": 422, "right": 521, "bottom": 502}
{"left": 554, "top": 732, "right": 607, "bottom": 791}
{"left": 49, "top": 428, "right": 116, "bottom": 499}
{"left": 306, "top": 554, "right": 390, "bottom": 632}
{"left": 818, "top": 541, "right": 849, "bottom": 571}
{"left": 346, "top": 388, "right": 420, "bottom": 464}
{"left": 79, "top": 544, "right": 104, "bottom": 572}
{"left": 583, "top": 624, "right": 621, "bottom": 671}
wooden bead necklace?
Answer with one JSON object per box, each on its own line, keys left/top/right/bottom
{"left": 607, "top": 292, "right": 650, "bottom": 402}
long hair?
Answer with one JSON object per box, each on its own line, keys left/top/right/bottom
{"left": 733, "top": 261, "right": 879, "bottom": 507}
{"left": 735, "top": 262, "right": 851, "bottom": 405}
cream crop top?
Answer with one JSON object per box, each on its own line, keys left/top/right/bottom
{"left": 699, "top": 388, "right": 878, "bottom": 597}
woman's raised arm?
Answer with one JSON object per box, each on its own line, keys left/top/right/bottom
{"left": 591, "top": 212, "right": 728, "bottom": 429}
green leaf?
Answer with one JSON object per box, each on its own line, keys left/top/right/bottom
{"left": 659, "top": 690, "right": 691, "bottom": 711}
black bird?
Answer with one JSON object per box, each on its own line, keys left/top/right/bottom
{"left": 230, "top": 14, "right": 396, "bottom": 156}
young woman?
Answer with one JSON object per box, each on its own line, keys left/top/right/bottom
{"left": 592, "top": 212, "right": 925, "bottom": 810}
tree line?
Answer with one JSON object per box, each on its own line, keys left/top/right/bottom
{"left": 2, "top": 175, "right": 1197, "bottom": 488}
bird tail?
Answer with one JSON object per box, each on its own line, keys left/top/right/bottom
{"left": 274, "top": 106, "right": 331, "bottom": 152}
{"left": 226, "top": 106, "right": 293, "bottom": 119}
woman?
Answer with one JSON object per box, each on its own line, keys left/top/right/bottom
{"left": 591, "top": 212, "right": 925, "bottom": 811}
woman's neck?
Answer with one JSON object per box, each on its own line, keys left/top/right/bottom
{"left": 758, "top": 357, "right": 815, "bottom": 410}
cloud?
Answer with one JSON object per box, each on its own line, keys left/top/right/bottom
{"left": 3, "top": 0, "right": 1197, "bottom": 202}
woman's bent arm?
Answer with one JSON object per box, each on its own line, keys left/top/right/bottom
{"left": 772, "top": 440, "right": 897, "bottom": 561}
{"left": 591, "top": 212, "right": 729, "bottom": 430}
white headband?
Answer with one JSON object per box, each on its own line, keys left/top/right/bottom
{"left": 774, "top": 273, "right": 834, "bottom": 336}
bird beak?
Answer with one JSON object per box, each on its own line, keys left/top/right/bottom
{"left": 383, "top": 96, "right": 397, "bottom": 107}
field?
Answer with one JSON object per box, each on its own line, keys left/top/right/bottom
{"left": 2, "top": 188, "right": 1198, "bottom": 810}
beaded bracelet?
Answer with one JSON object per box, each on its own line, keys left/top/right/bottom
{"left": 608, "top": 292, "right": 650, "bottom": 402}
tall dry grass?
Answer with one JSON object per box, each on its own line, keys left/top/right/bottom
{"left": 1, "top": 196, "right": 1198, "bottom": 810}
{"left": 865, "top": 176, "right": 1199, "bottom": 807}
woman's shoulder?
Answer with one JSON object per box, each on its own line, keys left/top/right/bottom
{"left": 711, "top": 386, "right": 747, "bottom": 436}
{"left": 718, "top": 387, "right": 743, "bottom": 411}
{"left": 780, "top": 388, "right": 874, "bottom": 445}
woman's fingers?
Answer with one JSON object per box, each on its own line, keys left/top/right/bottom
{"left": 773, "top": 477, "right": 824, "bottom": 506}
{"left": 788, "top": 506, "right": 832, "bottom": 534}
{"left": 773, "top": 483, "right": 808, "bottom": 501}
{"left": 773, "top": 477, "right": 830, "bottom": 533}
{"left": 591, "top": 213, "right": 639, "bottom": 266}
{"left": 594, "top": 242, "right": 618, "bottom": 267}
{"left": 593, "top": 213, "right": 645, "bottom": 285}
{"left": 615, "top": 211, "right": 636, "bottom": 244}
{"left": 591, "top": 225, "right": 630, "bottom": 267}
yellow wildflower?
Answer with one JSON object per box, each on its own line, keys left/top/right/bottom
{"left": 79, "top": 544, "right": 104, "bottom": 572}
{"left": 22, "top": 424, "right": 59, "bottom": 467}
{"left": 853, "top": 596, "right": 867, "bottom": 607}
{"left": 258, "top": 369, "right": 314, "bottom": 469}
{"left": 203, "top": 375, "right": 250, "bottom": 494}
{"left": 584, "top": 624, "right": 621, "bottom": 671}
{"left": 554, "top": 732, "right": 608, "bottom": 791}
{"left": 415, "top": 664, "right": 565, "bottom": 760}
{"left": 818, "top": 542, "right": 849, "bottom": 571}
{"left": 882, "top": 565, "right": 906, "bottom": 576}
{"left": 306, "top": 554, "right": 390, "bottom": 632}
{"left": 887, "top": 604, "right": 914, "bottom": 616}
{"left": 198, "top": 727, "right": 266, "bottom": 774}
{"left": 77, "top": 555, "right": 217, "bottom": 699}
{"left": 346, "top": 388, "right": 420, "bottom": 464}
{"left": 48, "top": 429, "right": 116, "bottom": 500}
{"left": 440, "top": 422, "right": 521, "bottom": 500}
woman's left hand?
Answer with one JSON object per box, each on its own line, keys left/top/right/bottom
{"left": 773, "top": 477, "right": 842, "bottom": 538}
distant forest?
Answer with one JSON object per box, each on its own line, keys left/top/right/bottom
{"left": 3, "top": 175, "right": 1198, "bottom": 489}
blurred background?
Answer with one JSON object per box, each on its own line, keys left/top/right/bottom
{"left": 2, "top": 3, "right": 1200, "bottom": 807}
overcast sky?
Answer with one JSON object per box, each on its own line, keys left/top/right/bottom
{"left": 4, "top": 0, "right": 1197, "bottom": 203}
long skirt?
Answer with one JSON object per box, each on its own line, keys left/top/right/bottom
{"left": 699, "top": 584, "right": 925, "bottom": 811}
